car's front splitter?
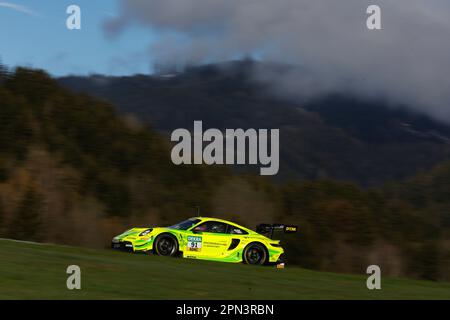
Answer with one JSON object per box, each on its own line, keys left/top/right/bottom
{"left": 111, "top": 241, "right": 134, "bottom": 252}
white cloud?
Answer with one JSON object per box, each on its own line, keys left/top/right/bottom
{"left": 0, "top": 2, "right": 40, "bottom": 17}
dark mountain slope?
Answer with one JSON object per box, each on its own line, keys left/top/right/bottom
{"left": 59, "top": 61, "right": 450, "bottom": 185}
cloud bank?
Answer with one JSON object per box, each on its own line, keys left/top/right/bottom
{"left": 104, "top": 0, "right": 450, "bottom": 121}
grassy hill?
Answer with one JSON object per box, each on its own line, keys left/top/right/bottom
{"left": 1, "top": 239, "right": 449, "bottom": 300}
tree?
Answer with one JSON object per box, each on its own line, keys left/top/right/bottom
{"left": 0, "top": 199, "right": 4, "bottom": 237}
{"left": 9, "top": 185, "right": 44, "bottom": 242}
{"left": 416, "top": 241, "right": 440, "bottom": 281}
{"left": 0, "top": 57, "right": 7, "bottom": 82}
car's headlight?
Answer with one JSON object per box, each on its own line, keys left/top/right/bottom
{"left": 139, "top": 229, "right": 152, "bottom": 236}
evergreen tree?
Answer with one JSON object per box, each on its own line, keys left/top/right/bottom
{"left": 416, "top": 241, "right": 440, "bottom": 281}
{"left": 0, "top": 58, "right": 7, "bottom": 81}
{"left": 9, "top": 185, "right": 44, "bottom": 242}
{"left": 0, "top": 199, "right": 4, "bottom": 237}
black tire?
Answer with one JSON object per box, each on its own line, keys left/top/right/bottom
{"left": 243, "top": 242, "right": 267, "bottom": 265}
{"left": 154, "top": 234, "right": 179, "bottom": 257}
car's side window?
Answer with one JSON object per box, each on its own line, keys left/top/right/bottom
{"left": 193, "top": 221, "right": 228, "bottom": 234}
{"left": 227, "top": 225, "right": 248, "bottom": 235}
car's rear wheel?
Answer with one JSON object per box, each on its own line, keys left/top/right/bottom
{"left": 243, "top": 243, "right": 267, "bottom": 265}
{"left": 154, "top": 234, "right": 179, "bottom": 257}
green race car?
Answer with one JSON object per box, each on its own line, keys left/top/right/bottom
{"left": 111, "top": 217, "right": 297, "bottom": 265}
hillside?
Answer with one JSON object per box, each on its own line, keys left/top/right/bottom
{"left": 0, "top": 66, "right": 231, "bottom": 243}
{"left": 0, "top": 66, "right": 449, "bottom": 281}
{"left": 59, "top": 61, "right": 450, "bottom": 185}
{"left": 1, "top": 239, "right": 449, "bottom": 300}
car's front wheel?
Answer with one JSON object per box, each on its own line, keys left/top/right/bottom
{"left": 154, "top": 234, "right": 179, "bottom": 257}
{"left": 243, "top": 243, "right": 267, "bottom": 265}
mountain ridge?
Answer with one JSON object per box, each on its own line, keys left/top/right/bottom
{"left": 59, "top": 61, "right": 450, "bottom": 185}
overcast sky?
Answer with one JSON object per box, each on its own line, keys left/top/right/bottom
{"left": 1, "top": 1, "right": 450, "bottom": 121}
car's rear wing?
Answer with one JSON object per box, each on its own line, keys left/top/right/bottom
{"left": 256, "top": 223, "right": 298, "bottom": 239}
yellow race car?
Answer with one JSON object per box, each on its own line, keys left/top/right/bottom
{"left": 111, "top": 217, "right": 297, "bottom": 265}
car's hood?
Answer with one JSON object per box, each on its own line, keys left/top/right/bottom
{"left": 113, "top": 227, "right": 148, "bottom": 240}
{"left": 113, "top": 227, "right": 171, "bottom": 242}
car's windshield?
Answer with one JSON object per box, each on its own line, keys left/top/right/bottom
{"left": 169, "top": 219, "right": 201, "bottom": 230}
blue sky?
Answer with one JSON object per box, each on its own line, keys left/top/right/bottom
{"left": 0, "top": 0, "right": 157, "bottom": 76}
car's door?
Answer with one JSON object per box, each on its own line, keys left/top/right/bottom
{"left": 185, "top": 221, "right": 231, "bottom": 259}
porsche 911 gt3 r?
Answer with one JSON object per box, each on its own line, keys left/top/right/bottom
{"left": 111, "top": 217, "right": 297, "bottom": 265}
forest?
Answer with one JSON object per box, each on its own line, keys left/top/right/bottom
{"left": 0, "top": 65, "right": 448, "bottom": 281}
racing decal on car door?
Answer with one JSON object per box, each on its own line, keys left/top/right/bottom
{"left": 187, "top": 236, "right": 202, "bottom": 251}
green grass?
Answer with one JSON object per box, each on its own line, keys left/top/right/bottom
{"left": 0, "top": 239, "right": 449, "bottom": 299}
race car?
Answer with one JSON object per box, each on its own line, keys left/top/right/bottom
{"left": 111, "top": 217, "right": 297, "bottom": 265}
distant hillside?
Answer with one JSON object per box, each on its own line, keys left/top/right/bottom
{"left": 59, "top": 61, "right": 450, "bottom": 185}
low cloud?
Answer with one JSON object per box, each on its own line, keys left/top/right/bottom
{"left": 104, "top": 0, "right": 450, "bottom": 122}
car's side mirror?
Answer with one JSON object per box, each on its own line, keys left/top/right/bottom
{"left": 192, "top": 228, "right": 202, "bottom": 234}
